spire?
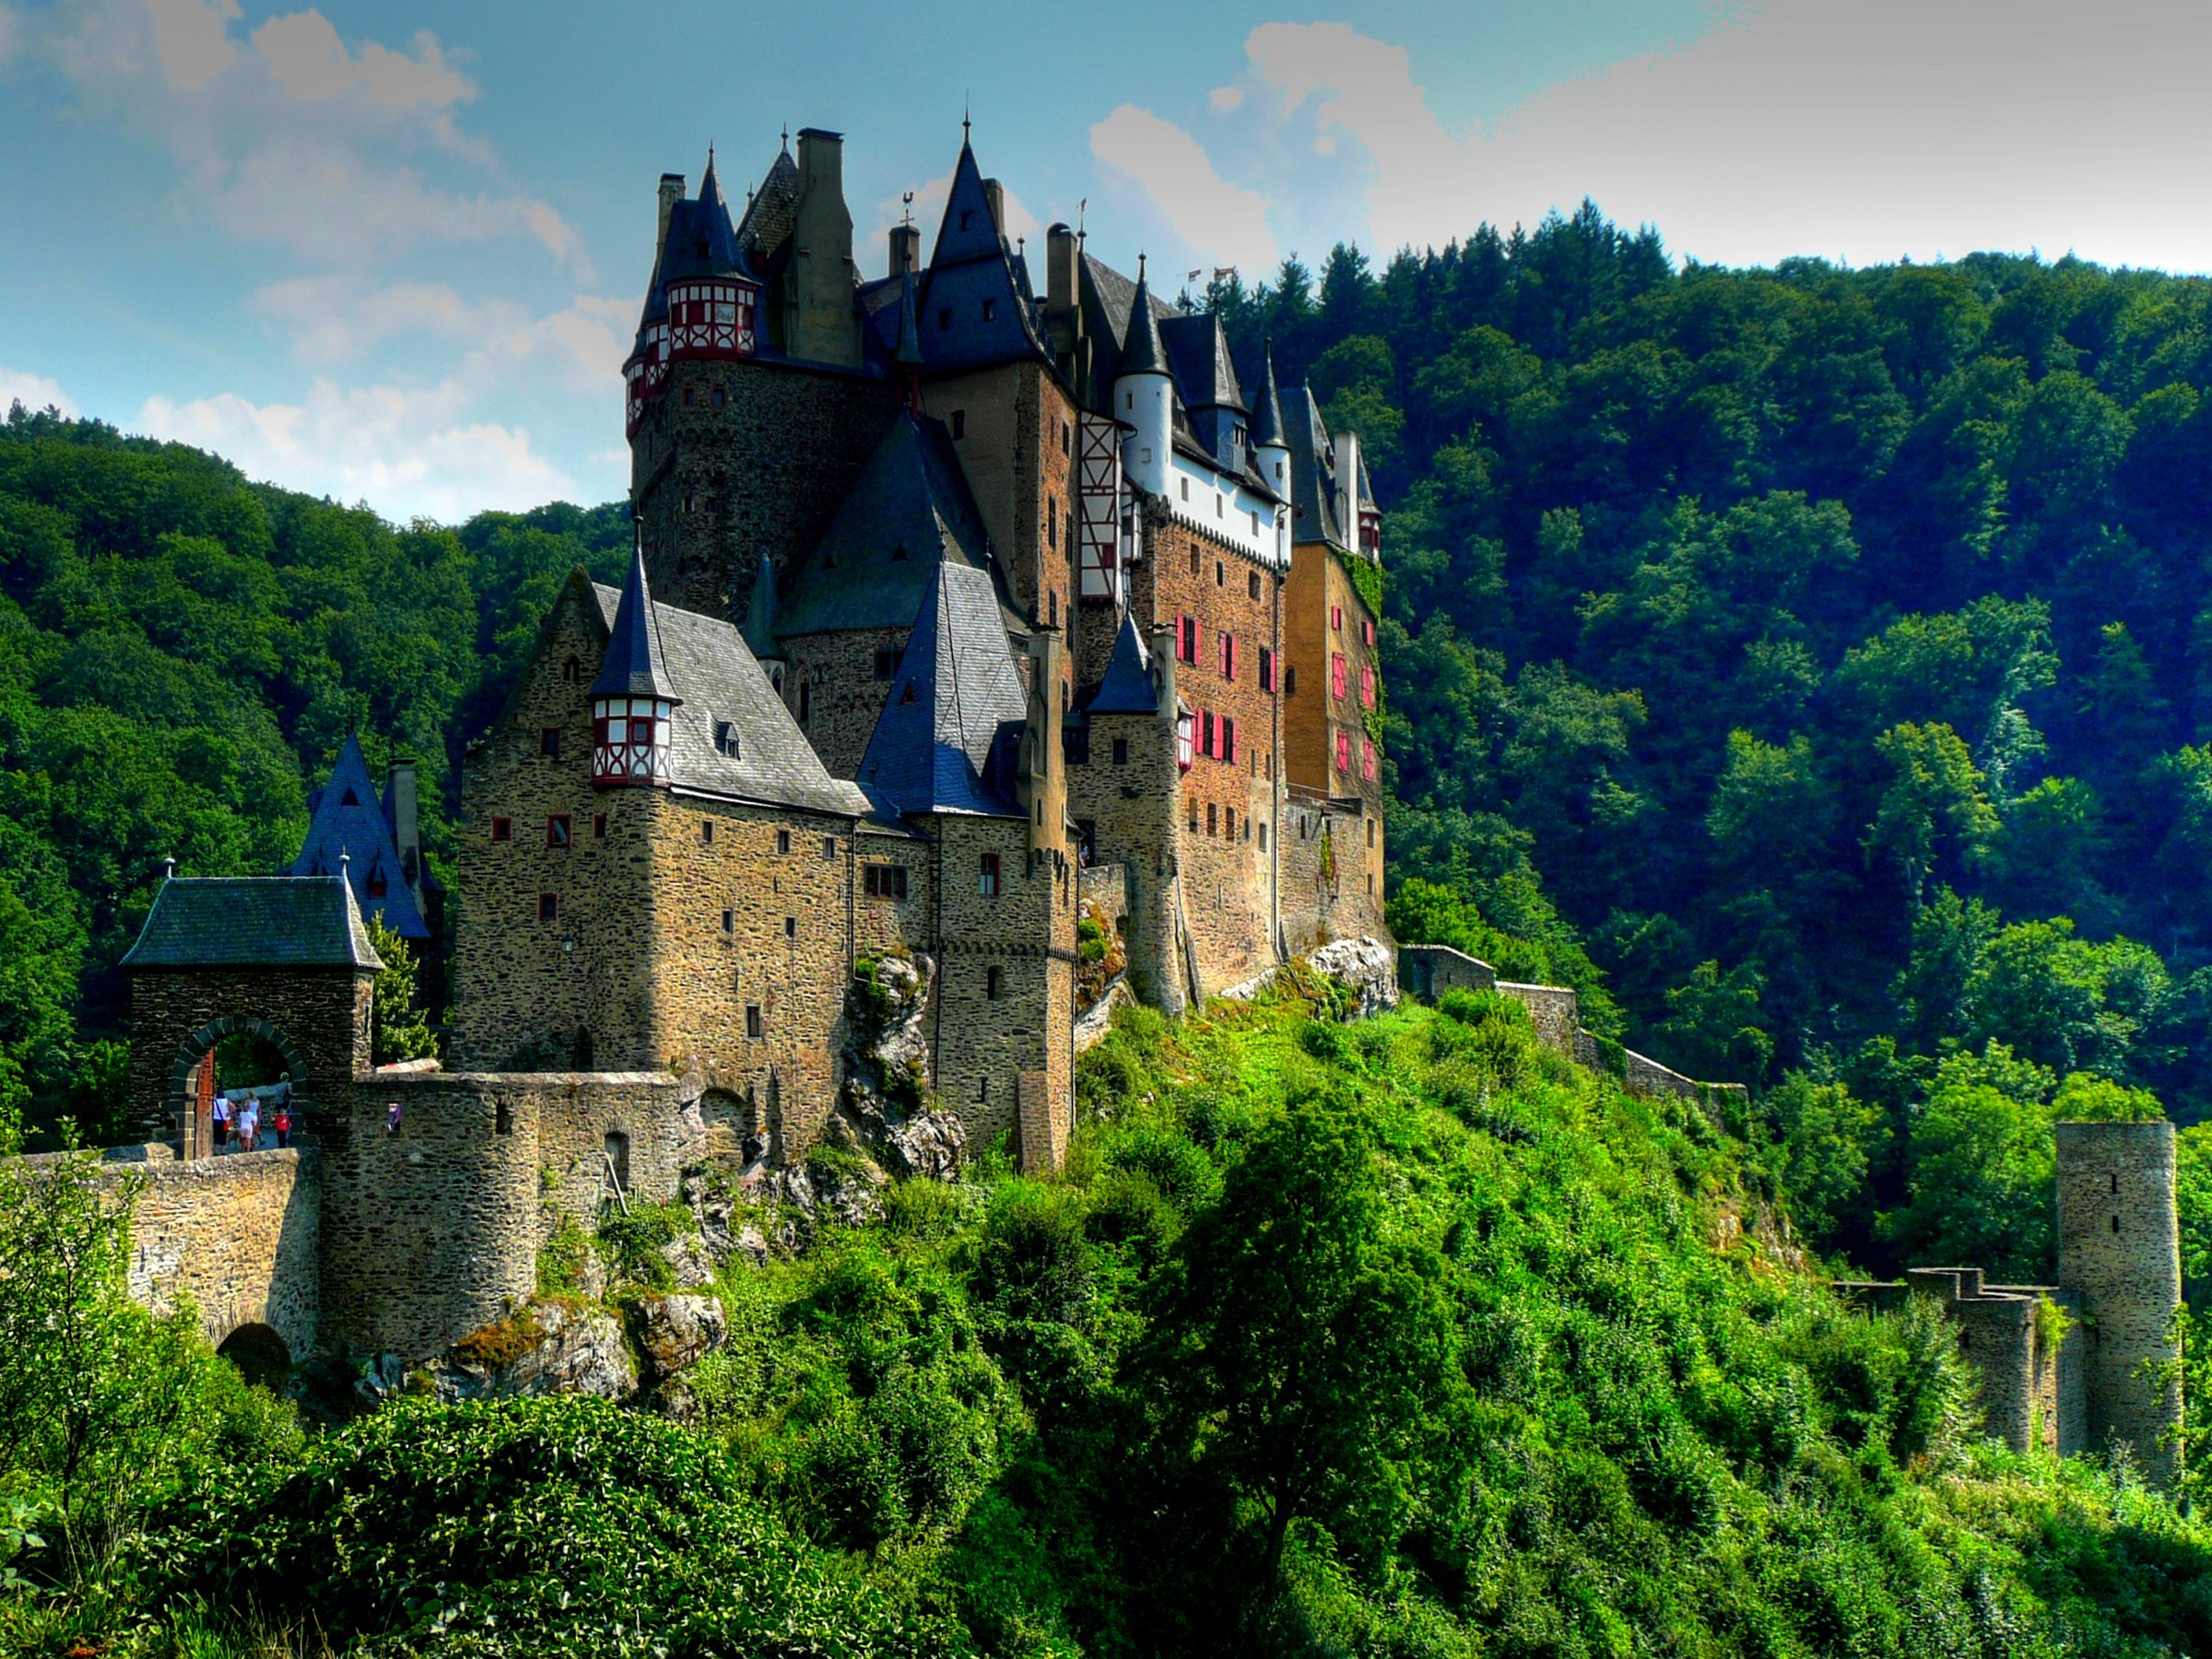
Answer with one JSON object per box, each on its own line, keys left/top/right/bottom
{"left": 1250, "top": 335, "right": 1286, "bottom": 450}
{"left": 1085, "top": 613, "right": 1160, "bottom": 715}
{"left": 1120, "top": 260, "right": 1168, "bottom": 377}
{"left": 701, "top": 144, "right": 719, "bottom": 204}
{"left": 591, "top": 529, "right": 679, "bottom": 702}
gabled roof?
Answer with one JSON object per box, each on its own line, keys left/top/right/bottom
{"left": 778, "top": 415, "right": 1016, "bottom": 638}
{"left": 585, "top": 579, "right": 870, "bottom": 817}
{"left": 1160, "top": 312, "right": 1243, "bottom": 411}
{"left": 1281, "top": 385, "right": 1347, "bottom": 550}
{"left": 913, "top": 139, "right": 1048, "bottom": 374}
{"left": 288, "top": 733, "right": 429, "bottom": 938}
{"left": 122, "top": 875, "right": 383, "bottom": 971}
{"left": 857, "top": 562, "right": 1028, "bottom": 818}
{"left": 592, "top": 539, "right": 678, "bottom": 702}
{"left": 1083, "top": 613, "right": 1159, "bottom": 716}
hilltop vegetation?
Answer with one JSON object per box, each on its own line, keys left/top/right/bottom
{"left": 6, "top": 984, "right": 2211, "bottom": 1657}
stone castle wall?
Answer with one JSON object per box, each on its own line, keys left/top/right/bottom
{"left": 2057, "top": 1120, "right": 2183, "bottom": 1478}
{"left": 1280, "top": 791, "right": 1387, "bottom": 955}
{"left": 127, "top": 965, "right": 373, "bottom": 1147}
{"left": 1070, "top": 702, "right": 1185, "bottom": 1014}
{"left": 782, "top": 624, "right": 910, "bottom": 780}
{"left": 116, "top": 1146, "right": 322, "bottom": 1360}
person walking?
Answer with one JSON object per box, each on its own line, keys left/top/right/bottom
{"left": 274, "top": 1100, "right": 292, "bottom": 1148}
{"left": 210, "top": 1091, "right": 231, "bottom": 1153}
{"left": 237, "top": 1096, "right": 260, "bottom": 1154}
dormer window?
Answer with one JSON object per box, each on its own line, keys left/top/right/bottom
{"left": 982, "top": 300, "right": 996, "bottom": 322}
{"left": 366, "top": 867, "right": 387, "bottom": 899}
{"left": 713, "top": 720, "right": 741, "bottom": 759}
{"left": 959, "top": 210, "right": 972, "bottom": 230}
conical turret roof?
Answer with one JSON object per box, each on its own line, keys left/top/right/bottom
{"left": 286, "top": 730, "right": 428, "bottom": 938}
{"left": 591, "top": 534, "right": 679, "bottom": 702}
{"left": 1250, "top": 338, "right": 1286, "bottom": 450}
{"left": 1119, "top": 261, "right": 1168, "bottom": 376}
{"left": 1083, "top": 613, "right": 1160, "bottom": 716}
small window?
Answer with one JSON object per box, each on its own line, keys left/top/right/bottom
{"left": 1336, "top": 730, "right": 1352, "bottom": 774}
{"left": 1332, "top": 653, "right": 1348, "bottom": 700}
{"left": 1180, "top": 478, "right": 1189, "bottom": 502}
{"left": 952, "top": 409, "right": 967, "bottom": 439}
{"left": 1260, "top": 646, "right": 1275, "bottom": 691}
{"left": 1259, "top": 821, "right": 1269, "bottom": 852}
{"left": 562, "top": 656, "right": 581, "bottom": 683}
{"left": 491, "top": 817, "right": 512, "bottom": 843}
{"left": 538, "top": 891, "right": 559, "bottom": 923}
{"left": 1189, "top": 548, "right": 1201, "bottom": 575}
{"left": 1113, "top": 737, "right": 1129, "bottom": 766}
{"left": 980, "top": 852, "right": 1001, "bottom": 896}
{"left": 959, "top": 209, "right": 972, "bottom": 230}
{"left": 1360, "top": 665, "right": 1376, "bottom": 708}
{"left": 1249, "top": 571, "right": 1262, "bottom": 600}
{"left": 1364, "top": 618, "right": 1377, "bottom": 647}
{"left": 1062, "top": 421, "right": 1072, "bottom": 454}
{"left": 822, "top": 836, "right": 837, "bottom": 860}
{"left": 777, "top": 829, "right": 792, "bottom": 855}
{"left": 547, "top": 815, "right": 571, "bottom": 849}
{"left": 874, "top": 648, "right": 900, "bottom": 681}
{"left": 1049, "top": 590, "right": 1059, "bottom": 627}
{"left": 982, "top": 299, "right": 996, "bottom": 322}
{"left": 2112, "top": 1215, "right": 2121, "bottom": 1233}
{"left": 798, "top": 682, "right": 810, "bottom": 722}
{"left": 713, "top": 720, "right": 741, "bottom": 759}
{"left": 746, "top": 1005, "right": 763, "bottom": 1040}
{"left": 540, "top": 727, "right": 560, "bottom": 758}
{"left": 784, "top": 915, "right": 796, "bottom": 938}
{"left": 865, "top": 864, "right": 909, "bottom": 900}
{"left": 1285, "top": 665, "right": 1297, "bottom": 695}
{"left": 1222, "top": 716, "right": 1237, "bottom": 765}
{"left": 1225, "top": 806, "right": 1236, "bottom": 838}
{"left": 722, "top": 908, "right": 734, "bottom": 933}
{"left": 1332, "top": 604, "right": 1343, "bottom": 632}
{"left": 1206, "top": 802, "right": 1218, "bottom": 835}
{"left": 593, "top": 813, "right": 606, "bottom": 839}
{"left": 1368, "top": 818, "right": 1377, "bottom": 848}
{"left": 495, "top": 1100, "right": 513, "bottom": 1135}
{"left": 712, "top": 386, "right": 725, "bottom": 409}
{"left": 701, "top": 820, "right": 714, "bottom": 845}
{"left": 986, "top": 965, "right": 1003, "bottom": 1001}
{"left": 683, "top": 386, "right": 695, "bottom": 407}
{"left": 1216, "top": 559, "right": 1225, "bottom": 585}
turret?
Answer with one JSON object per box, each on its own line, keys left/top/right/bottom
{"left": 591, "top": 534, "right": 679, "bottom": 788}
{"left": 624, "top": 153, "right": 761, "bottom": 439}
{"left": 1117, "top": 259, "right": 1173, "bottom": 499}
{"left": 1251, "top": 339, "right": 1291, "bottom": 568}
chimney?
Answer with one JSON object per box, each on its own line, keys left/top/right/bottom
{"left": 657, "top": 173, "right": 685, "bottom": 252}
{"left": 888, "top": 222, "right": 922, "bottom": 276}
{"left": 791, "top": 128, "right": 862, "bottom": 367}
{"left": 1046, "top": 223, "right": 1082, "bottom": 352}
{"left": 387, "top": 759, "right": 422, "bottom": 907}
{"left": 982, "top": 178, "right": 1006, "bottom": 237}
{"left": 1333, "top": 428, "right": 1362, "bottom": 528}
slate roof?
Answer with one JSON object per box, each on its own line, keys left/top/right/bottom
{"left": 1118, "top": 266, "right": 1169, "bottom": 377}
{"left": 735, "top": 146, "right": 800, "bottom": 265}
{"left": 638, "top": 152, "right": 752, "bottom": 331}
{"left": 912, "top": 140, "right": 1049, "bottom": 374}
{"left": 1281, "top": 385, "right": 1347, "bottom": 549}
{"left": 777, "top": 415, "right": 1018, "bottom": 639}
{"left": 1250, "top": 344, "right": 1286, "bottom": 450}
{"left": 587, "top": 578, "right": 870, "bottom": 818}
{"left": 592, "top": 540, "right": 678, "bottom": 701}
{"left": 857, "top": 562, "right": 1028, "bottom": 819}
{"left": 1082, "top": 613, "right": 1160, "bottom": 716}
{"left": 288, "top": 732, "right": 429, "bottom": 938}
{"left": 122, "top": 876, "right": 383, "bottom": 971}
{"left": 1160, "top": 312, "right": 1243, "bottom": 411}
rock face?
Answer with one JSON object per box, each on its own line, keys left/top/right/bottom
{"left": 426, "top": 1300, "right": 637, "bottom": 1404}
{"left": 627, "top": 1291, "right": 728, "bottom": 1381}
{"left": 1308, "top": 936, "right": 1400, "bottom": 1018}
{"left": 659, "top": 1232, "right": 719, "bottom": 1289}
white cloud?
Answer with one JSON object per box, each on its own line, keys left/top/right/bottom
{"left": 144, "top": 0, "right": 237, "bottom": 90}
{"left": 1, "top": 367, "right": 76, "bottom": 417}
{"left": 253, "top": 277, "right": 633, "bottom": 387}
{"left": 1233, "top": 5, "right": 2212, "bottom": 271}
{"left": 1208, "top": 86, "right": 1244, "bottom": 112}
{"left": 251, "top": 10, "right": 472, "bottom": 111}
{"left": 1089, "top": 104, "right": 1279, "bottom": 277}
{"left": 140, "top": 377, "right": 577, "bottom": 521}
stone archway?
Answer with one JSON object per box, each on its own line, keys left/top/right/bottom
{"left": 215, "top": 1321, "right": 292, "bottom": 1391}
{"left": 170, "top": 1016, "right": 310, "bottom": 1159}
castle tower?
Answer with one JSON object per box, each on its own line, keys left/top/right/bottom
{"left": 590, "top": 536, "right": 679, "bottom": 788}
{"left": 2056, "top": 1120, "right": 2183, "bottom": 1481}
{"left": 1115, "top": 260, "right": 1172, "bottom": 500}
{"left": 1251, "top": 341, "right": 1290, "bottom": 570}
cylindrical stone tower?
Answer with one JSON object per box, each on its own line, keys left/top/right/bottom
{"left": 2055, "top": 1120, "right": 2183, "bottom": 1482}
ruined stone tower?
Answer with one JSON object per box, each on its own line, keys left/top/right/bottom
{"left": 2056, "top": 1120, "right": 2183, "bottom": 1480}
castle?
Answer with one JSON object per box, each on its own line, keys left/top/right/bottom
{"left": 110, "top": 124, "right": 1390, "bottom": 1365}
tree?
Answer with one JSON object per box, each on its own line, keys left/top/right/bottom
{"left": 1885, "top": 1042, "right": 2058, "bottom": 1281}
{"left": 366, "top": 914, "right": 437, "bottom": 1065}
{"left": 1865, "top": 723, "right": 1999, "bottom": 903}
{"left": 1769, "top": 1072, "right": 1885, "bottom": 1253}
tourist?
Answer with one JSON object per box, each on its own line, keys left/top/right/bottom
{"left": 237, "top": 1096, "right": 260, "bottom": 1153}
{"left": 210, "top": 1092, "right": 231, "bottom": 1152}
{"left": 274, "top": 1100, "right": 293, "bottom": 1148}
{"left": 386, "top": 1100, "right": 403, "bottom": 1134}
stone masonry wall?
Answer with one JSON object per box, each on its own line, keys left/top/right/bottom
{"left": 782, "top": 624, "right": 910, "bottom": 780}
{"left": 644, "top": 793, "right": 858, "bottom": 1159}
{"left": 1071, "top": 700, "right": 1185, "bottom": 1014}
{"left": 1398, "top": 944, "right": 1498, "bottom": 1002}
{"left": 127, "top": 965, "right": 372, "bottom": 1147}
{"left": 2056, "top": 1120, "right": 2183, "bottom": 1480}
{"left": 924, "top": 362, "right": 1077, "bottom": 634}
{"left": 636, "top": 358, "right": 896, "bottom": 622}
{"left": 1280, "top": 792, "right": 1386, "bottom": 954}
{"left": 122, "top": 1147, "right": 322, "bottom": 1359}
{"left": 451, "top": 582, "right": 662, "bottom": 1071}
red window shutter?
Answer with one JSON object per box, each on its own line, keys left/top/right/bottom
{"left": 1335, "top": 730, "right": 1351, "bottom": 773}
{"left": 1360, "top": 665, "right": 1375, "bottom": 708}
{"left": 1362, "top": 738, "right": 1377, "bottom": 781}
{"left": 1332, "top": 653, "right": 1347, "bottom": 700}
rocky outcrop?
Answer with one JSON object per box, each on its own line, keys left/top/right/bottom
{"left": 422, "top": 1300, "right": 638, "bottom": 1404}
{"left": 627, "top": 1291, "right": 727, "bottom": 1381}
{"left": 1308, "top": 936, "right": 1400, "bottom": 1018}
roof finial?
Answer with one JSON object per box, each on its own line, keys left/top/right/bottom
{"left": 963, "top": 99, "right": 971, "bottom": 144}
{"left": 901, "top": 190, "right": 914, "bottom": 227}
{"left": 1137, "top": 251, "right": 1147, "bottom": 281}
{"left": 160, "top": 855, "right": 177, "bottom": 882}
{"left": 339, "top": 850, "right": 350, "bottom": 876}
{"left": 781, "top": 124, "right": 790, "bottom": 152}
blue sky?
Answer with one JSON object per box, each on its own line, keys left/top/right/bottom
{"left": 4, "top": 0, "right": 2206, "bottom": 521}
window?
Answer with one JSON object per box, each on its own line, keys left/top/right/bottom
{"left": 701, "top": 820, "right": 714, "bottom": 845}
{"left": 1188, "top": 799, "right": 1199, "bottom": 831}
{"left": 683, "top": 387, "right": 695, "bottom": 407}
{"left": 366, "top": 867, "right": 387, "bottom": 898}
{"left": 1364, "top": 618, "right": 1377, "bottom": 647}
{"left": 864, "top": 863, "right": 909, "bottom": 900}
{"left": 1336, "top": 730, "right": 1352, "bottom": 774}
{"left": 822, "top": 836, "right": 837, "bottom": 860}
{"left": 1360, "top": 665, "right": 1376, "bottom": 708}
{"left": 982, "top": 299, "right": 996, "bottom": 322}
{"left": 951, "top": 408, "right": 966, "bottom": 439}
{"left": 1216, "top": 559, "right": 1225, "bottom": 585}
{"left": 1047, "top": 497, "right": 1057, "bottom": 548}
{"left": 1200, "top": 710, "right": 1216, "bottom": 759}
{"left": 1332, "top": 604, "right": 1343, "bottom": 632}
{"left": 1260, "top": 646, "right": 1276, "bottom": 691}
{"left": 1285, "top": 665, "right": 1298, "bottom": 695}
{"left": 1368, "top": 818, "right": 1377, "bottom": 848}
{"left": 986, "top": 965, "right": 1003, "bottom": 1001}
{"left": 1250, "top": 570, "right": 1262, "bottom": 600}
{"left": 1332, "top": 653, "right": 1348, "bottom": 700}
{"left": 491, "top": 817, "right": 513, "bottom": 843}
{"left": 959, "top": 209, "right": 972, "bottom": 229}
{"left": 723, "top": 909, "right": 735, "bottom": 933}
{"left": 547, "top": 815, "right": 571, "bottom": 849}
{"left": 712, "top": 386, "right": 725, "bottom": 409}
{"left": 798, "top": 682, "right": 810, "bottom": 722}
{"left": 593, "top": 813, "right": 606, "bottom": 839}
{"left": 1062, "top": 421, "right": 1072, "bottom": 454}
{"left": 1218, "top": 632, "right": 1236, "bottom": 679}
{"left": 1049, "top": 590, "right": 1059, "bottom": 627}
{"left": 784, "top": 915, "right": 796, "bottom": 938}
{"left": 538, "top": 892, "right": 559, "bottom": 923}
{"left": 1206, "top": 802, "right": 1218, "bottom": 835}
{"left": 1362, "top": 737, "right": 1377, "bottom": 782}
{"left": 1189, "top": 548, "right": 1201, "bottom": 575}
{"left": 1259, "top": 821, "right": 1269, "bottom": 852}
{"left": 873, "top": 648, "right": 900, "bottom": 680}
{"left": 1063, "top": 723, "right": 1089, "bottom": 765}
{"left": 1112, "top": 736, "right": 1129, "bottom": 766}
{"left": 980, "top": 852, "right": 1001, "bottom": 896}
{"left": 746, "top": 1005, "right": 763, "bottom": 1040}
{"left": 1178, "top": 615, "right": 1198, "bottom": 665}
{"left": 777, "top": 829, "right": 792, "bottom": 855}
{"left": 496, "top": 1101, "right": 513, "bottom": 1135}
{"left": 563, "top": 655, "right": 581, "bottom": 683}
{"left": 1180, "top": 478, "right": 1189, "bottom": 502}
{"left": 1225, "top": 806, "right": 1235, "bottom": 837}
{"left": 713, "top": 720, "right": 741, "bottom": 758}
{"left": 540, "top": 727, "right": 561, "bottom": 759}
{"left": 1222, "top": 716, "right": 1238, "bottom": 765}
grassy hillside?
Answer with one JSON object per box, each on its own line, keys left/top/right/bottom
{"left": 5, "top": 982, "right": 2207, "bottom": 1657}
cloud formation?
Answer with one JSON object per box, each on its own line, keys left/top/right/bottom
{"left": 1089, "top": 103, "right": 1279, "bottom": 277}
{"left": 1, "top": 367, "right": 76, "bottom": 418}
{"left": 250, "top": 11, "right": 471, "bottom": 110}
